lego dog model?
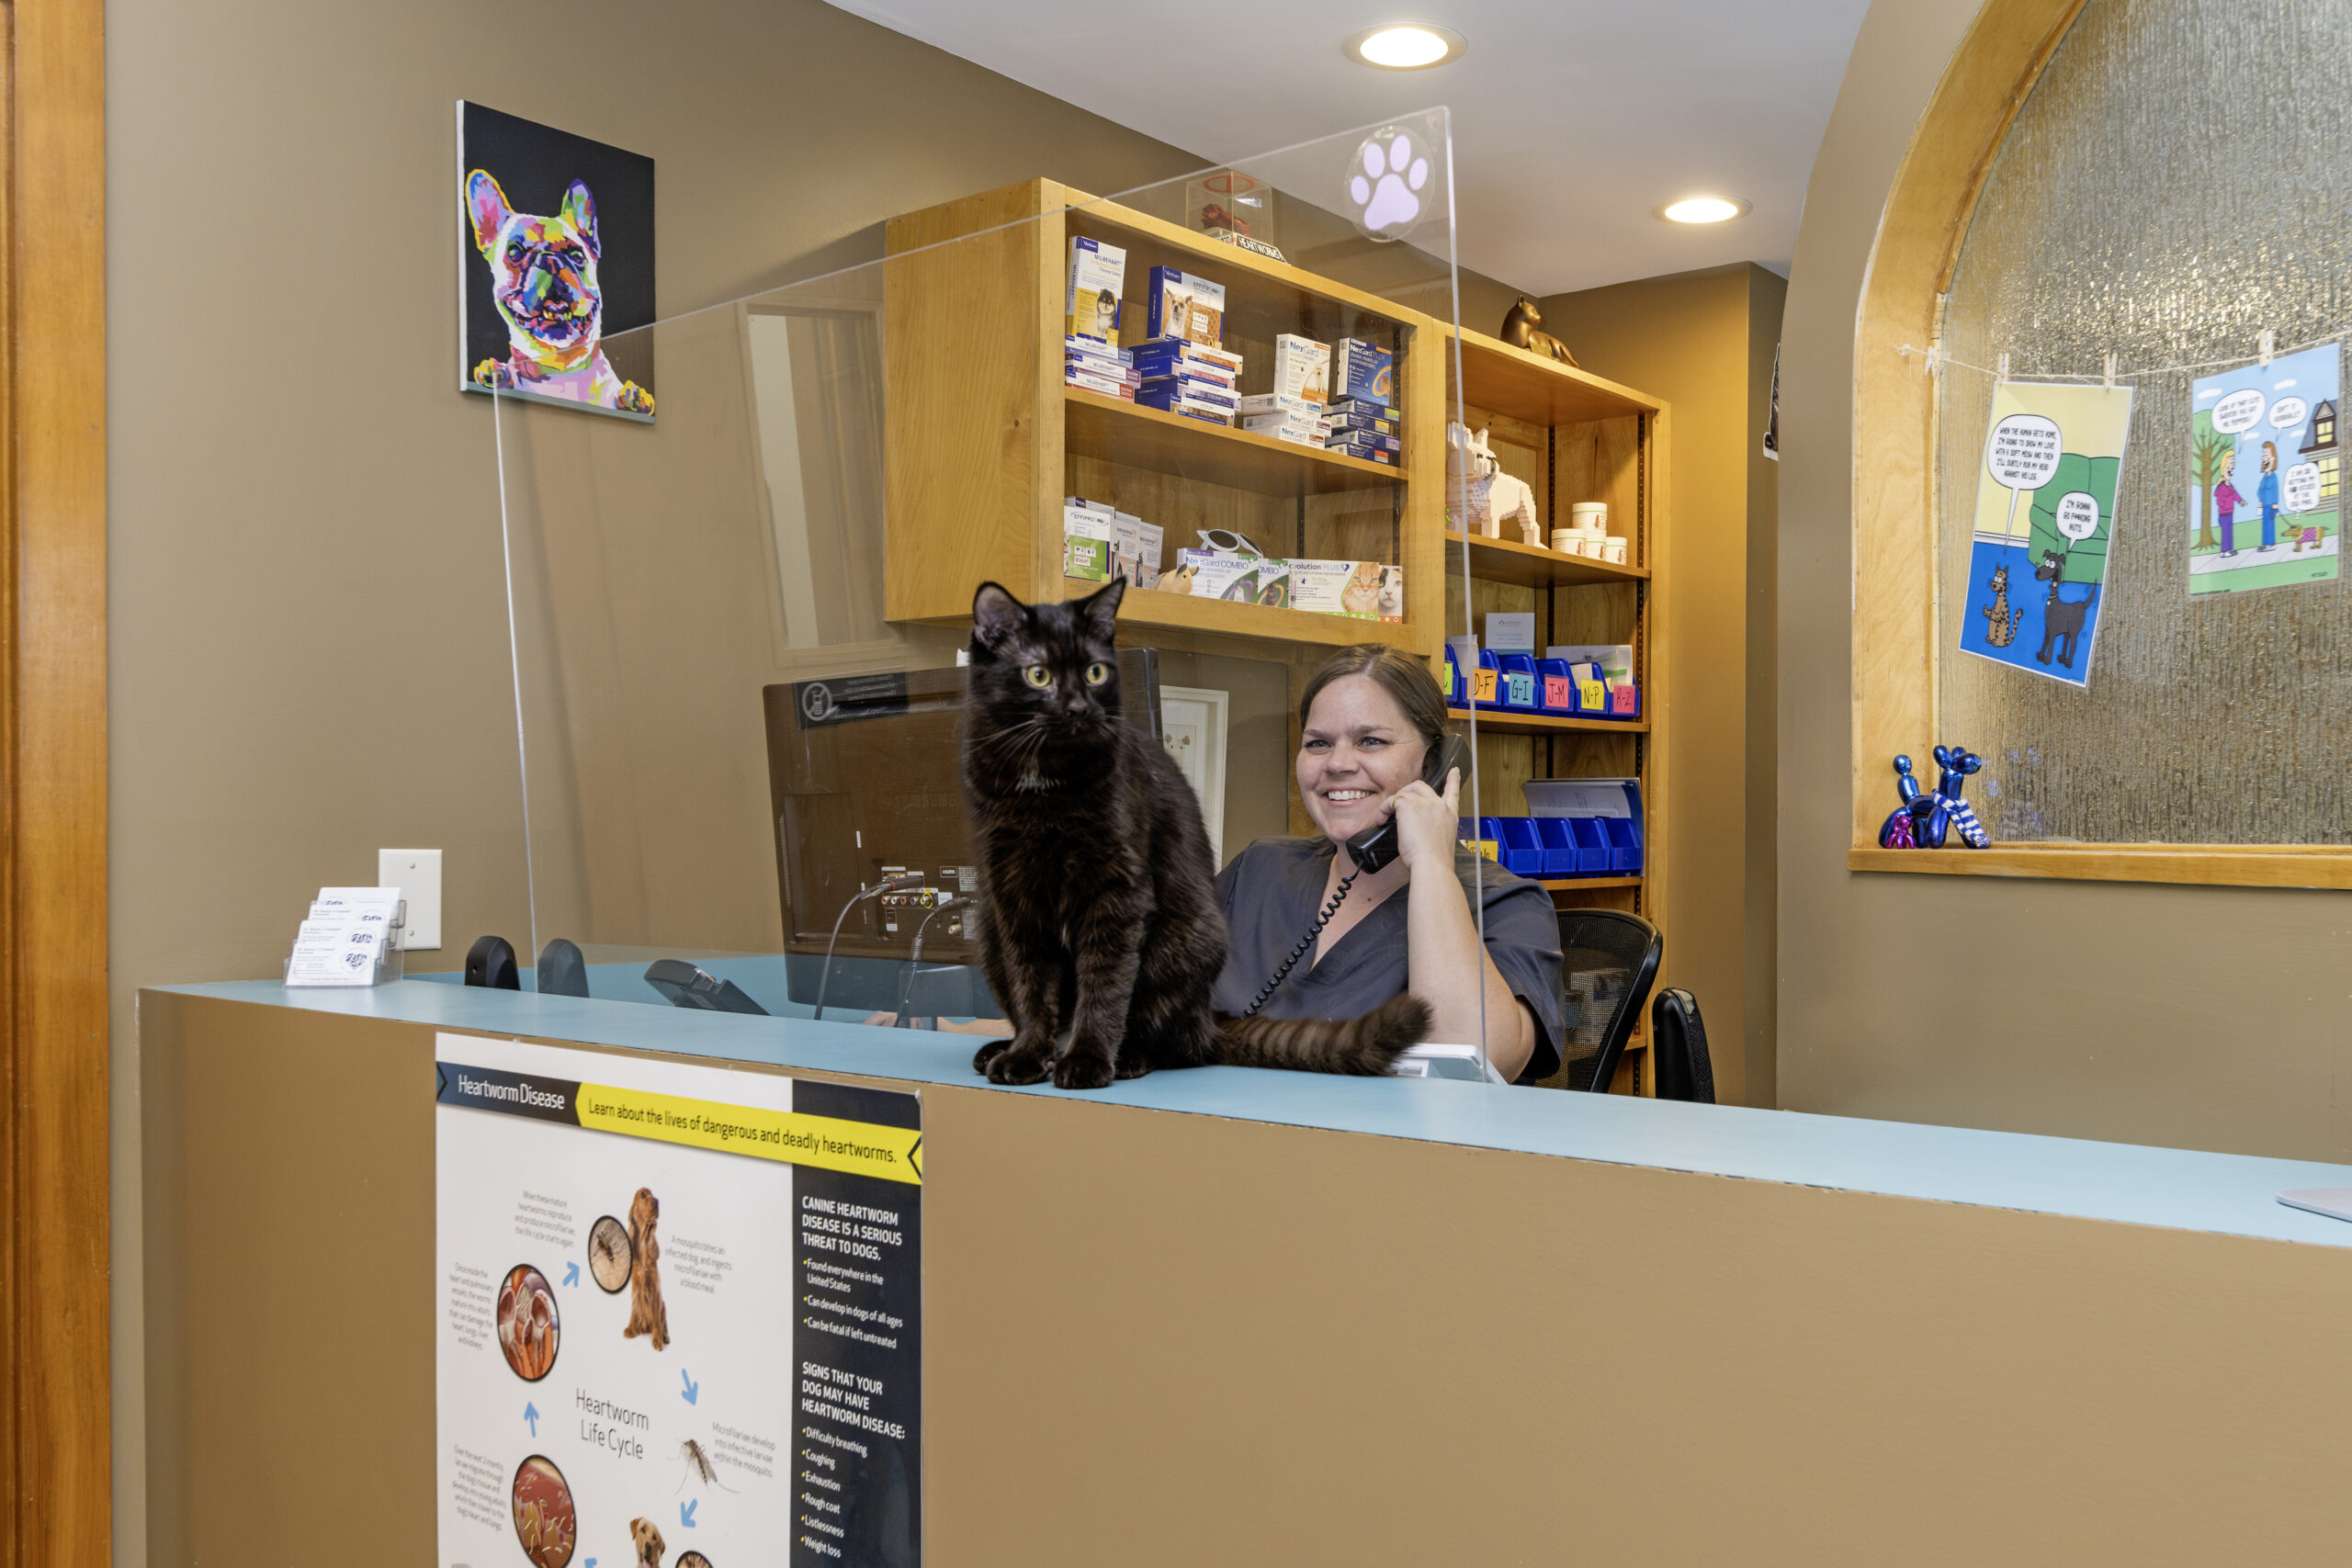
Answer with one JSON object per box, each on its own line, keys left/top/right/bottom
{"left": 466, "top": 170, "right": 654, "bottom": 415}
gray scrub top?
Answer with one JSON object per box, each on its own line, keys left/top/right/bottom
{"left": 1211, "top": 837, "right": 1566, "bottom": 1084}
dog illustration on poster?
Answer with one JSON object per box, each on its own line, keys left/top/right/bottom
{"left": 458, "top": 101, "right": 656, "bottom": 421}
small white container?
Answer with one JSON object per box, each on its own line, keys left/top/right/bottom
{"left": 1601, "top": 536, "right": 1628, "bottom": 565}
{"left": 1569, "top": 502, "right": 1609, "bottom": 532}
{"left": 1549, "top": 530, "right": 1579, "bottom": 553}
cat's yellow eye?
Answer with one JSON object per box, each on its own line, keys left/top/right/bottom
{"left": 1084, "top": 662, "right": 1110, "bottom": 686}
{"left": 1023, "top": 665, "right": 1052, "bottom": 688}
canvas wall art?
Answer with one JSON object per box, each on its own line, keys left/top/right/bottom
{"left": 458, "top": 101, "right": 656, "bottom": 422}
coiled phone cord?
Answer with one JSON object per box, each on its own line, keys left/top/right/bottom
{"left": 1240, "top": 870, "right": 1359, "bottom": 1017}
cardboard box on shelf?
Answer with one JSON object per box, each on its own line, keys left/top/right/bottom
{"left": 1145, "top": 265, "right": 1227, "bottom": 346}
{"left": 1064, "top": 237, "right": 1126, "bottom": 347}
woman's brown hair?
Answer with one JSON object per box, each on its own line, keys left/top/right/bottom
{"left": 1297, "top": 644, "right": 1450, "bottom": 758}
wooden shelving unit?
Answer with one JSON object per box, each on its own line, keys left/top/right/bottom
{"left": 876, "top": 181, "right": 1672, "bottom": 1093}
{"left": 1445, "top": 530, "right": 1648, "bottom": 588}
{"left": 880, "top": 178, "right": 1444, "bottom": 654}
{"left": 1442, "top": 322, "right": 1668, "bottom": 1098}
{"left": 1447, "top": 705, "right": 1649, "bottom": 736}
{"left": 1065, "top": 389, "right": 1398, "bottom": 494}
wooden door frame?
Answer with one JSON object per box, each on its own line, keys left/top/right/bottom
{"left": 5, "top": 1, "right": 111, "bottom": 1565}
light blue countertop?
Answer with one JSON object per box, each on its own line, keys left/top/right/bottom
{"left": 152, "top": 975, "right": 2352, "bottom": 1252}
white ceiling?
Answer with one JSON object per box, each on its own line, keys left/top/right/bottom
{"left": 826, "top": 0, "right": 1872, "bottom": 297}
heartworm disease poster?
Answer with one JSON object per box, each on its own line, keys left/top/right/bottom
{"left": 435, "top": 1034, "right": 922, "bottom": 1568}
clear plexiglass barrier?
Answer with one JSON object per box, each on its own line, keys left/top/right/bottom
{"left": 481, "top": 110, "right": 1547, "bottom": 1077}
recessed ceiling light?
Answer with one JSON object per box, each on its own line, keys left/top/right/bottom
{"left": 1342, "top": 23, "right": 1466, "bottom": 70}
{"left": 1657, "top": 196, "right": 1751, "bottom": 224}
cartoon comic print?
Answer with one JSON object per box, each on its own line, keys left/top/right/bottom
{"left": 1957, "top": 380, "right": 2135, "bottom": 688}
{"left": 2188, "top": 344, "right": 2341, "bottom": 596}
{"left": 458, "top": 102, "right": 656, "bottom": 422}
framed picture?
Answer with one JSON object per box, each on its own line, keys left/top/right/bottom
{"left": 458, "top": 101, "right": 656, "bottom": 422}
{"left": 1158, "top": 685, "right": 1230, "bottom": 863}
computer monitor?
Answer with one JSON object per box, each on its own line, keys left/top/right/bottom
{"left": 760, "top": 649, "right": 1161, "bottom": 1011}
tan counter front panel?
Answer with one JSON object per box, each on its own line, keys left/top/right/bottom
{"left": 141, "top": 989, "right": 2352, "bottom": 1564}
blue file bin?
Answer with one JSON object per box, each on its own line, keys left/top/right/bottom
{"left": 1604, "top": 816, "right": 1643, "bottom": 873}
{"left": 1494, "top": 818, "right": 1547, "bottom": 876}
{"left": 1568, "top": 818, "right": 1613, "bottom": 873}
{"left": 1497, "top": 653, "right": 1541, "bottom": 712}
{"left": 1533, "top": 817, "right": 1581, "bottom": 875}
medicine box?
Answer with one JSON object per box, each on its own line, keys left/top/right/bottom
{"left": 1062, "top": 501, "right": 1113, "bottom": 581}
{"left": 1325, "top": 438, "right": 1396, "bottom": 465}
{"left": 1250, "top": 557, "right": 1292, "bottom": 607}
{"left": 1328, "top": 429, "right": 1399, "bottom": 455}
{"left": 1238, "top": 392, "right": 1320, "bottom": 420}
{"left": 1286, "top": 558, "right": 1362, "bottom": 615}
{"left": 1175, "top": 547, "right": 1260, "bottom": 602}
{"left": 1110, "top": 513, "right": 1163, "bottom": 587}
{"left": 1065, "top": 368, "right": 1136, "bottom": 400}
{"left": 1131, "top": 343, "right": 1238, "bottom": 385}
{"left": 1135, "top": 384, "right": 1233, "bottom": 423}
{"left": 1321, "top": 407, "right": 1397, "bottom": 437}
{"left": 1138, "top": 375, "right": 1238, "bottom": 411}
{"left": 1270, "top": 334, "right": 1331, "bottom": 404}
{"left": 1330, "top": 337, "right": 1394, "bottom": 405}
{"left": 1064, "top": 237, "right": 1126, "bottom": 347}
{"left": 1145, "top": 265, "right": 1226, "bottom": 346}
{"left": 1326, "top": 394, "right": 1396, "bottom": 420}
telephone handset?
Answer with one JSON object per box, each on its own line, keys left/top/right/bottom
{"left": 1342, "top": 733, "right": 1472, "bottom": 876}
{"left": 1241, "top": 732, "right": 1473, "bottom": 1017}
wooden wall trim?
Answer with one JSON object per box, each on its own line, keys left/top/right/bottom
{"left": 1845, "top": 0, "right": 2333, "bottom": 890}
{"left": 6, "top": 1, "right": 111, "bottom": 1565}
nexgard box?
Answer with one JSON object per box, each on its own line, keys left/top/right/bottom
{"left": 1331, "top": 337, "right": 1394, "bottom": 405}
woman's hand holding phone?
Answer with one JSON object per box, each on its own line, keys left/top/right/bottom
{"left": 1382, "top": 764, "right": 1462, "bottom": 874}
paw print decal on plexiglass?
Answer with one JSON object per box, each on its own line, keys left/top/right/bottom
{"left": 1348, "top": 128, "right": 1431, "bottom": 240}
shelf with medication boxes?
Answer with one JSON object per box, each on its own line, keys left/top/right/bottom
{"left": 880, "top": 176, "right": 1446, "bottom": 662}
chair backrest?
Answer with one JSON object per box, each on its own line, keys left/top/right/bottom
{"left": 1553, "top": 909, "right": 1662, "bottom": 1092}
{"left": 1649, "top": 987, "right": 1715, "bottom": 1103}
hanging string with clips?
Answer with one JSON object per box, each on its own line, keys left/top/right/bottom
{"left": 1897, "top": 324, "right": 2324, "bottom": 384}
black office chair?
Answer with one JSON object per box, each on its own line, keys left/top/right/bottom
{"left": 1649, "top": 987, "right": 1716, "bottom": 1103}
{"left": 1554, "top": 909, "right": 1662, "bottom": 1092}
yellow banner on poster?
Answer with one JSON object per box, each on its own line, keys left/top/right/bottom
{"left": 574, "top": 1081, "right": 922, "bottom": 1185}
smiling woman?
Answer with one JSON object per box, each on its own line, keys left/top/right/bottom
{"left": 1208, "top": 645, "right": 1566, "bottom": 1084}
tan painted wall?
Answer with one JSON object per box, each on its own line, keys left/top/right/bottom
{"left": 1778, "top": 0, "right": 2352, "bottom": 1157}
{"left": 1538, "top": 265, "right": 1785, "bottom": 1106}
{"left": 144, "top": 992, "right": 2352, "bottom": 1564}
{"left": 105, "top": 4, "right": 1224, "bottom": 1558}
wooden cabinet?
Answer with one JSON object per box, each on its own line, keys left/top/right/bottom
{"left": 880, "top": 180, "right": 1671, "bottom": 1086}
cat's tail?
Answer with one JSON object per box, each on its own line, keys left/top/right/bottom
{"left": 1210, "top": 994, "right": 1431, "bottom": 1076}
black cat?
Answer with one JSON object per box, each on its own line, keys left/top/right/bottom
{"left": 962, "top": 579, "right": 1428, "bottom": 1089}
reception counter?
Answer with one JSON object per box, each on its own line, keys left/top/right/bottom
{"left": 141, "top": 978, "right": 2352, "bottom": 1564}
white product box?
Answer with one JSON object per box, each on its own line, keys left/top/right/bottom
{"left": 1110, "top": 513, "right": 1164, "bottom": 588}
{"left": 1065, "top": 368, "right": 1136, "bottom": 400}
{"left": 1271, "top": 333, "right": 1332, "bottom": 404}
{"left": 1286, "top": 558, "right": 1363, "bottom": 615}
{"left": 1065, "top": 236, "right": 1126, "bottom": 346}
{"left": 1238, "top": 392, "right": 1320, "bottom": 419}
{"left": 1176, "top": 547, "right": 1261, "bottom": 602}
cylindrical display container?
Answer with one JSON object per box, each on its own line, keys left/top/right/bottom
{"left": 1601, "top": 536, "right": 1628, "bottom": 565}
{"left": 1569, "top": 502, "right": 1609, "bottom": 532}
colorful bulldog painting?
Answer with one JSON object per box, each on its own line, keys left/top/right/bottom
{"left": 458, "top": 102, "right": 655, "bottom": 422}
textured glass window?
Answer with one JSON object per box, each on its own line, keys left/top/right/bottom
{"left": 1933, "top": 0, "right": 2352, "bottom": 844}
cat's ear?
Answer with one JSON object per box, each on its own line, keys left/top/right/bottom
{"left": 1075, "top": 577, "right": 1125, "bottom": 641}
{"left": 971, "top": 581, "right": 1028, "bottom": 652}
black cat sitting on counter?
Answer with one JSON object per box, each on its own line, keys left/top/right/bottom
{"left": 923, "top": 580, "right": 1566, "bottom": 1090}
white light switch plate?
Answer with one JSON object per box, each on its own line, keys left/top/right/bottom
{"left": 378, "top": 848, "right": 442, "bottom": 950}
